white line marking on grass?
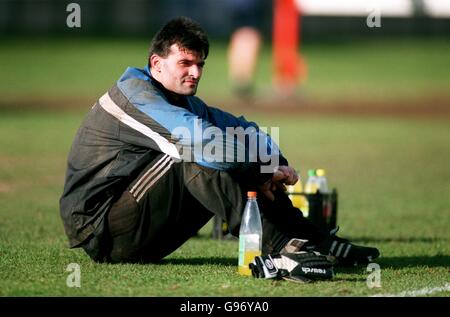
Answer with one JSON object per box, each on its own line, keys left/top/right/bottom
{"left": 371, "top": 283, "right": 450, "bottom": 297}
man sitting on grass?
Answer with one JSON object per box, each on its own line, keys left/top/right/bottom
{"left": 60, "top": 17, "right": 379, "bottom": 278}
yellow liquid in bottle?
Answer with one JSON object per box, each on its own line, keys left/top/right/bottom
{"left": 238, "top": 249, "right": 262, "bottom": 276}
{"left": 288, "top": 182, "right": 309, "bottom": 217}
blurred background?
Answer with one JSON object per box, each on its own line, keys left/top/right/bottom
{"left": 1, "top": 0, "right": 449, "bottom": 296}
{"left": 1, "top": 0, "right": 449, "bottom": 213}
{"left": 1, "top": 0, "right": 450, "bottom": 110}
{"left": 1, "top": 0, "right": 450, "bottom": 230}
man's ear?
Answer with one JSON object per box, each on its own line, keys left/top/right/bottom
{"left": 150, "top": 54, "right": 162, "bottom": 72}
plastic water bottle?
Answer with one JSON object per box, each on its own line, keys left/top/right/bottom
{"left": 304, "top": 169, "right": 318, "bottom": 194}
{"left": 238, "top": 191, "right": 262, "bottom": 276}
{"left": 316, "top": 168, "right": 329, "bottom": 194}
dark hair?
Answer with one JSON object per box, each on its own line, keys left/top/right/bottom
{"left": 149, "top": 17, "right": 209, "bottom": 60}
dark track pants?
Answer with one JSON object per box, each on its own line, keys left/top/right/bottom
{"left": 89, "top": 153, "right": 327, "bottom": 263}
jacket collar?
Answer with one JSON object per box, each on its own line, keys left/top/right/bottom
{"left": 145, "top": 65, "right": 188, "bottom": 108}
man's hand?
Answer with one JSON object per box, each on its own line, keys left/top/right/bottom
{"left": 276, "top": 166, "right": 298, "bottom": 185}
{"left": 259, "top": 166, "right": 299, "bottom": 201}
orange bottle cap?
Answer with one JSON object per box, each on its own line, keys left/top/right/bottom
{"left": 247, "top": 191, "right": 257, "bottom": 198}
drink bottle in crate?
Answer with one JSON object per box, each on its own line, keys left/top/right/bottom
{"left": 286, "top": 173, "right": 309, "bottom": 216}
{"left": 288, "top": 168, "right": 338, "bottom": 232}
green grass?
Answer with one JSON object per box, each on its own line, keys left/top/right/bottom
{"left": 1, "top": 37, "right": 450, "bottom": 103}
{"left": 0, "top": 110, "right": 449, "bottom": 296}
{"left": 300, "top": 39, "right": 450, "bottom": 102}
{"left": 0, "top": 35, "right": 448, "bottom": 297}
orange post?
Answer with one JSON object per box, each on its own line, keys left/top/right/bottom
{"left": 273, "top": 0, "right": 307, "bottom": 95}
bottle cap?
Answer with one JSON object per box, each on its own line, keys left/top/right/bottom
{"left": 316, "top": 169, "right": 326, "bottom": 177}
{"left": 247, "top": 191, "right": 257, "bottom": 198}
{"left": 307, "top": 169, "right": 316, "bottom": 177}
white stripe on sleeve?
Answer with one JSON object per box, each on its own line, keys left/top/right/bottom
{"left": 98, "top": 92, "right": 180, "bottom": 159}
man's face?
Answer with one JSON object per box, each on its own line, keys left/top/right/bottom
{"left": 152, "top": 44, "right": 205, "bottom": 96}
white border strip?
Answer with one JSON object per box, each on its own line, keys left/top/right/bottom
{"left": 296, "top": 0, "right": 413, "bottom": 17}
{"left": 371, "top": 283, "right": 450, "bottom": 297}
{"left": 98, "top": 93, "right": 180, "bottom": 159}
{"left": 424, "top": 0, "right": 450, "bottom": 18}
{"left": 296, "top": 0, "right": 450, "bottom": 18}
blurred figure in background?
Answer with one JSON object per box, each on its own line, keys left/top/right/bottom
{"left": 227, "top": 0, "right": 264, "bottom": 100}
